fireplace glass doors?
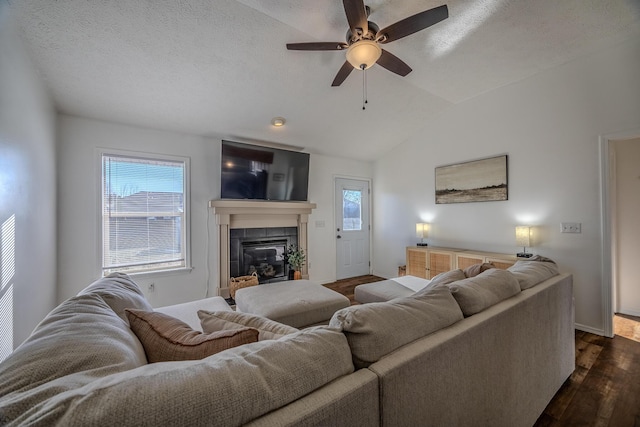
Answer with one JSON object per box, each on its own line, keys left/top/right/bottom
{"left": 230, "top": 227, "right": 298, "bottom": 284}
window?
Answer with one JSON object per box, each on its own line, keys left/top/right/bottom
{"left": 342, "top": 189, "right": 362, "bottom": 231}
{"left": 101, "top": 152, "right": 189, "bottom": 275}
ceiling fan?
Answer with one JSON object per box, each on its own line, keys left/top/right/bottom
{"left": 286, "top": 0, "right": 449, "bottom": 87}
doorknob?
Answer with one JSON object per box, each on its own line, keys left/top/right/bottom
{"left": 337, "top": 235, "right": 342, "bottom": 239}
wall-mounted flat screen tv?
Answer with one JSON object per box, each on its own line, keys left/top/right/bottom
{"left": 221, "top": 140, "right": 310, "bottom": 201}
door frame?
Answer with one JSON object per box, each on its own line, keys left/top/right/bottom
{"left": 599, "top": 127, "right": 640, "bottom": 338}
{"left": 333, "top": 175, "right": 373, "bottom": 280}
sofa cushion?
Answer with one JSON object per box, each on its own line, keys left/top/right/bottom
{"left": 508, "top": 259, "right": 559, "bottom": 290}
{"left": 0, "top": 293, "right": 148, "bottom": 415}
{"left": 156, "top": 296, "right": 232, "bottom": 331}
{"left": 463, "top": 262, "right": 495, "bottom": 278}
{"left": 447, "top": 268, "right": 521, "bottom": 316}
{"left": 198, "top": 310, "right": 298, "bottom": 340}
{"left": 421, "top": 268, "right": 466, "bottom": 289}
{"left": 330, "top": 286, "right": 464, "bottom": 368}
{"left": 1, "top": 327, "right": 355, "bottom": 426}
{"left": 77, "top": 272, "right": 152, "bottom": 323}
{"left": 126, "top": 309, "right": 258, "bottom": 362}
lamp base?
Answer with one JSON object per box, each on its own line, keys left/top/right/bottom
{"left": 417, "top": 243, "right": 429, "bottom": 247}
{"left": 516, "top": 252, "right": 533, "bottom": 258}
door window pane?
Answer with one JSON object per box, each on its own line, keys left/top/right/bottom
{"left": 343, "top": 190, "right": 362, "bottom": 231}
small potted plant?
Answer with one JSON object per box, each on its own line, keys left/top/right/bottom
{"left": 287, "top": 245, "right": 306, "bottom": 280}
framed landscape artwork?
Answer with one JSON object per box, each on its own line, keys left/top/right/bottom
{"left": 435, "top": 155, "right": 508, "bottom": 204}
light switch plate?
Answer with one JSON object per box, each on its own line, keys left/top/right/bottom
{"left": 561, "top": 222, "right": 581, "bottom": 233}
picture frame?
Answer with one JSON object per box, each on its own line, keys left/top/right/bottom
{"left": 435, "top": 155, "right": 508, "bottom": 204}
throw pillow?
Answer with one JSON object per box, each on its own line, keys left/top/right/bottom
{"left": 463, "top": 263, "right": 495, "bottom": 278}
{"left": 198, "top": 310, "right": 298, "bottom": 340}
{"left": 447, "top": 268, "right": 521, "bottom": 317}
{"left": 126, "top": 309, "right": 258, "bottom": 362}
{"left": 507, "top": 259, "right": 559, "bottom": 290}
{"left": 329, "top": 286, "right": 464, "bottom": 368}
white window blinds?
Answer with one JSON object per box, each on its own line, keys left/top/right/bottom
{"left": 102, "top": 153, "right": 187, "bottom": 275}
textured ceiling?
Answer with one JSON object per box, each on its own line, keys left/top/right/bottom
{"left": 7, "top": 0, "right": 640, "bottom": 161}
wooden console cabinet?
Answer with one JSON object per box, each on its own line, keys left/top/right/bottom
{"left": 406, "top": 246, "right": 462, "bottom": 279}
{"left": 406, "top": 246, "right": 518, "bottom": 279}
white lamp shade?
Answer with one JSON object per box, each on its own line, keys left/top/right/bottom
{"left": 346, "top": 40, "right": 382, "bottom": 70}
{"left": 416, "top": 223, "right": 429, "bottom": 239}
{"left": 515, "top": 226, "right": 531, "bottom": 247}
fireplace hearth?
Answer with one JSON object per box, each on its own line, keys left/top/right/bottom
{"left": 230, "top": 227, "right": 297, "bottom": 284}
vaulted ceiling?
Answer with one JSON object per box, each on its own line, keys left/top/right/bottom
{"left": 7, "top": 0, "right": 640, "bottom": 161}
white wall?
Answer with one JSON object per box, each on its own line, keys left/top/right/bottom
{"left": 0, "top": 8, "right": 57, "bottom": 354}
{"left": 57, "top": 115, "right": 373, "bottom": 305}
{"left": 613, "top": 138, "right": 640, "bottom": 317}
{"left": 372, "top": 34, "right": 640, "bottom": 335}
{"left": 57, "top": 115, "right": 220, "bottom": 307}
{"left": 307, "top": 155, "right": 373, "bottom": 284}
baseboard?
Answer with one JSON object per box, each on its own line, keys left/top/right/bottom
{"left": 575, "top": 322, "right": 607, "bottom": 337}
{"left": 616, "top": 308, "right": 640, "bottom": 317}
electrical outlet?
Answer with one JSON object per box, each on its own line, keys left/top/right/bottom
{"left": 561, "top": 222, "right": 581, "bottom": 233}
{"left": 148, "top": 283, "right": 155, "bottom": 292}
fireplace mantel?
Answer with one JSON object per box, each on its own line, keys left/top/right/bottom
{"left": 209, "top": 200, "right": 316, "bottom": 297}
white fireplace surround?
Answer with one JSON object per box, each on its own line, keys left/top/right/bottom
{"left": 209, "top": 200, "right": 316, "bottom": 297}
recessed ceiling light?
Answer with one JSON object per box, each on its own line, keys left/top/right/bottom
{"left": 271, "top": 117, "right": 286, "bottom": 127}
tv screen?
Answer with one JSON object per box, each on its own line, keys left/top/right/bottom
{"left": 221, "top": 140, "right": 310, "bottom": 201}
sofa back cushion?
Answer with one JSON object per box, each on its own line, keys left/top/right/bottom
{"left": 508, "top": 259, "right": 559, "bottom": 290}
{"left": 420, "top": 268, "right": 466, "bottom": 290}
{"left": 330, "top": 286, "right": 464, "bottom": 368}
{"left": 1, "top": 327, "right": 354, "bottom": 426}
{"left": 447, "top": 268, "right": 521, "bottom": 317}
{"left": 0, "top": 294, "right": 148, "bottom": 421}
{"left": 77, "top": 272, "right": 152, "bottom": 323}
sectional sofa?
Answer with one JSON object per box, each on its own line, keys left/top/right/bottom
{"left": 0, "top": 261, "right": 574, "bottom": 426}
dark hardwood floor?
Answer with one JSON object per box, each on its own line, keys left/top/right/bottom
{"left": 323, "top": 276, "right": 640, "bottom": 427}
{"left": 322, "top": 274, "right": 384, "bottom": 305}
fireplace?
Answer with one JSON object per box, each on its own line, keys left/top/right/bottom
{"left": 209, "top": 200, "right": 316, "bottom": 297}
{"left": 230, "top": 227, "right": 297, "bottom": 284}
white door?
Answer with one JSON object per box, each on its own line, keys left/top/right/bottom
{"left": 335, "top": 178, "right": 370, "bottom": 280}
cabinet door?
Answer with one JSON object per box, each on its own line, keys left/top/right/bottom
{"left": 456, "top": 253, "right": 484, "bottom": 270}
{"left": 428, "top": 250, "right": 454, "bottom": 279}
{"left": 406, "top": 248, "right": 428, "bottom": 279}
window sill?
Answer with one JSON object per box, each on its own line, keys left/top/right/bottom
{"left": 127, "top": 266, "right": 194, "bottom": 279}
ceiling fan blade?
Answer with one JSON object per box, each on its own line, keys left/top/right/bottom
{"left": 287, "top": 42, "right": 348, "bottom": 51}
{"left": 332, "top": 61, "right": 354, "bottom": 87}
{"left": 377, "top": 49, "right": 412, "bottom": 76}
{"left": 343, "top": 0, "right": 368, "bottom": 37}
{"left": 377, "top": 4, "right": 448, "bottom": 44}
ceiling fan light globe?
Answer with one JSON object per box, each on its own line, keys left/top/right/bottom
{"left": 346, "top": 40, "right": 382, "bottom": 70}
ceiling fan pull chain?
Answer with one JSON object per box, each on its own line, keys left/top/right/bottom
{"left": 361, "top": 64, "right": 368, "bottom": 110}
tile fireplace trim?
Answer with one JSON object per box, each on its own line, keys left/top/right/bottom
{"left": 209, "top": 200, "right": 316, "bottom": 297}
